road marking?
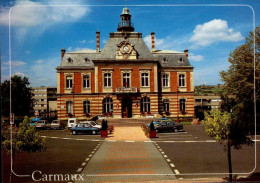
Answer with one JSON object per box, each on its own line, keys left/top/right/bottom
{"left": 125, "top": 141, "right": 135, "bottom": 142}
{"left": 62, "top": 138, "right": 71, "bottom": 140}
{"left": 166, "top": 159, "right": 171, "bottom": 162}
{"left": 170, "top": 163, "right": 175, "bottom": 168}
{"left": 174, "top": 169, "right": 180, "bottom": 174}
{"left": 91, "top": 151, "right": 95, "bottom": 154}
{"left": 81, "top": 162, "right": 86, "bottom": 166}
{"left": 158, "top": 149, "right": 162, "bottom": 151}
{"left": 76, "top": 139, "right": 84, "bottom": 141}
{"left": 92, "top": 139, "right": 100, "bottom": 141}
{"left": 89, "top": 154, "right": 92, "bottom": 157}
{"left": 107, "top": 140, "right": 116, "bottom": 142}
{"left": 179, "top": 178, "right": 183, "bottom": 180}
{"left": 41, "top": 136, "right": 46, "bottom": 137}
{"left": 144, "top": 141, "right": 153, "bottom": 142}
{"left": 163, "top": 155, "right": 168, "bottom": 158}
{"left": 85, "top": 158, "right": 90, "bottom": 161}
{"left": 77, "top": 168, "right": 83, "bottom": 172}
{"left": 50, "top": 137, "right": 58, "bottom": 139}
{"left": 161, "top": 152, "right": 165, "bottom": 154}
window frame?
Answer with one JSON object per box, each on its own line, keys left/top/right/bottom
{"left": 66, "top": 101, "right": 73, "bottom": 114}
{"left": 140, "top": 97, "right": 151, "bottom": 112}
{"left": 66, "top": 75, "right": 73, "bottom": 89}
{"left": 83, "top": 100, "right": 90, "bottom": 114}
{"left": 103, "top": 97, "right": 113, "bottom": 113}
{"left": 179, "top": 74, "right": 186, "bottom": 87}
{"left": 162, "top": 73, "right": 169, "bottom": 87}
{"left": 180, "top": 99, "right": 186, "bottom": 111}
{"left": 141, "top": 73, "right": 149, "bottom": 87}
{"left": 104, "top": 73, "right": 112, "bottom": 88}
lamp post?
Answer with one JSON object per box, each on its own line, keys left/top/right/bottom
{"left": 176, "top": 84, "right": 180, "bottom": 124}
{"left": 71, "top": 84, "right": 75, "bottom": 116}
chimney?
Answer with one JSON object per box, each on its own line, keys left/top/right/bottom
{"left": 184, "top": 49, "right": 189, "bottom": 58}
{"left": 96, "top": 31, "right": 100, "bottom": 52}
{"left": 151, "top": 32, "right": 155, "bottom": 52}
{"left": 61, "top": 49, "right": 66, "bottom": 59}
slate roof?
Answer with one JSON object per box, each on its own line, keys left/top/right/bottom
{"left": 57, "top": 32, "right": 192, "bottom": 69}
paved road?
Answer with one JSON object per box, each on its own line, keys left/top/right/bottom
{"left": 3, "top": 124, "right": 259, "bottom": 182}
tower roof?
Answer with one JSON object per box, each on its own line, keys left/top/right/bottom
{"left": 121, "top": 7, "right": 131, "bottom": 15}
{"left": 117, "top": 7, "right": 134, "bottom": 32}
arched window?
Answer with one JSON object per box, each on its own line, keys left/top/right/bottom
{"left": 180, "top": 99, "right": 186, "bottom": 111}
{"left": 83, "top": 101, "right": 90, "bottom": 113}
{"left": 163, "top": 99, "right": 170, "bottom": 112}
{"left": 103, "top": 97, "right": 113, "bottom": 113}
{"left": 140, "top": 97, "right": 150, "bottom": 112}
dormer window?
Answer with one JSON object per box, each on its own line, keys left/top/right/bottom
{"left": 162, "top": 57, "right": 168, "bottom": 63}
{"left": 178, "top": 57, "right": 184, "bottom": 63}
{"left": 84, "top": 57, "right": 90, "bottom": 62}
{"left": 67, "top": 57, "right": 73, "bottom": 62}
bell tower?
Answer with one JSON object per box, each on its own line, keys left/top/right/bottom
{"left": 117, "top": 7, "right": 134, "bottom": 32}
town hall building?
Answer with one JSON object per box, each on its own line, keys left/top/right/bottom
{"left": 56, "top": 7, "right": 195, "bottom": 120}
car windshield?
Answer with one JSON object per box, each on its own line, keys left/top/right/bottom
{"left": 90, "top": 122, "right": 96, "bottom": 126}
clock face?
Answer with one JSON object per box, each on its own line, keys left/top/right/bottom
{"left": 123, "top": 46, "right": 129, "bottom": 52}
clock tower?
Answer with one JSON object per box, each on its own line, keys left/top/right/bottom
{"left": 117, "top": 7, "right": 134, "bottom": 32}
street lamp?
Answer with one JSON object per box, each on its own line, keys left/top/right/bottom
{"left": 71, "top": 84, "right": 75, "bottom": 116}
{"left": 176, "top": 83, "right": 180, "bottom": 124}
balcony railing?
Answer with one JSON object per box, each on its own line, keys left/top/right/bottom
{"left": 116, "top": 87, "right": 138, "bottom": 93}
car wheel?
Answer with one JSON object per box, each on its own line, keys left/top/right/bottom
{"left": 92, "top": 131, "right": 97, "bottom": 135}
{"left": 72, "top": 131, "right": 77, "bottom": 135}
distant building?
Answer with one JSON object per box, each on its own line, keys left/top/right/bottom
{"left": 32, "top": 87, "right": 57, "bottom": 117}
{"left": 56, "top": 7, "right": 195, "bottom": 120}
{"left": 194, "top": 95, "right": 222, "bottom": 120}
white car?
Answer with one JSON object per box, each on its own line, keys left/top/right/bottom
{"left": 80, "top": 121, "right": 102, "bottom": 129}
{"left": 67, "top": 118, "right": 79, "bottom": 130}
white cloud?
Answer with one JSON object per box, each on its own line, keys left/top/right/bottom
{"left": 13, "top": 72, "right": 26, "bottom": 77}
{"left": 67, "top": 47, "right": 72, "bottom": 51}
{"left": 25, "top": 50, "right": 30, "bottom": 54}
{"left": 144, "top": 35, "right": 165, "bottom": 49}
{"left": 35, "top": 59, "right": 43, "bottom": 64}
{"left": 0, "top": 0, "right": 90, "bottom": 26}
{"left": 3, "top": 60, "right": 26, "bottom": 66}
{"left": 79, "top": 40, "right": 86, "bottom": 44}
{"left": 189, "top": 19, "right": 244, "bottom": 48}
{"left": 189, "top": 53, "right": 204, "bottom": 62}
{"left": 67, "top": 47, "right": 93, "bottom": 52}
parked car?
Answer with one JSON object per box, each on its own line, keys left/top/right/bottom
{"left": 71, "top": 123, "right": 100, "bottom": 135}
{"left": 51, "top": 120, "right": 64, "bottom": 129}
{"left": 67, "top": 118, "right": 78, "bottom": 130}
{"left": 35, "top": 120, "right": 51, "bottom": 129}
{"left": 80, "top": 121, "right": 102, "bottom": 129}
{"left": 154, "top": 121, "right": 183, "bottom": 132}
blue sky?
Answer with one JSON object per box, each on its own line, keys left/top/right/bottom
{"left": 1, "top": 0, "right": 259, "bottom": 87}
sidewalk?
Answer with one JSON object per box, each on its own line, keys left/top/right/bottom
{"left": 107, "top": 126, "right": 149, "bottom": 141}
{"left": 76, "top": 141, "right": 177, "bottom": 182}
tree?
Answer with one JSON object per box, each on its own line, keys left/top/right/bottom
{"left": 220, "top": 27, "right": 260, "bottom": 133}
{"left": 2, "top": 116, "right": 46, "bottom": 183}
{"left": 1, "top": 75, "right": 33, "bottom": 117}
{"left": 202, "top": 109, "right": 253, "bottom": 182}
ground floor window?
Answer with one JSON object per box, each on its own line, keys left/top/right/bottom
{"left": 83, "top": 101, "right": 90, "bottom": 113}
{"left": 180, "top": 99, "right": 186, "bottom": 111}
{"left": 66, "top": 101, "right": 73, "bottom": 114}
{"left": 163, "top": 100, "right": 170, "bottom": 112}
{"left": 141, "top": 97, "right": 150, "bottom": 112}
{"left": 103, "top": 97, "right": 113, "bottom": 113}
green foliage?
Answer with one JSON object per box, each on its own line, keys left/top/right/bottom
{"left": 1, "top": 75, "right": 33, "bottom": 117}
{"left": 194, "top": 85, "right": 223, "bottom": 96}
{"left": 220, "top": 26, "right": 260, "bottom": 134}
{"left": 202, "top": 109, "right": 253, "bottom": 149}
{"left": 2, "top": 116, "right": 46, "bottom": 154}
{"left": 202, "top": 109, "right": 231, "bottom": 144}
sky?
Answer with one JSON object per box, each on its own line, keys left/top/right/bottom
{"left": 0, "top": 0, "right": 259, "bottom": 87}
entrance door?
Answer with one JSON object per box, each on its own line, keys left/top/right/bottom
{"left": 122, "top": 97, "right": 132, "bottom": 118}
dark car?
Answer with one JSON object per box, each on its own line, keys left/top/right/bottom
{"left": 154, "top": 121, "right": 183, "bottom": 132}
{"left": 71, "top": 123, "right": 100, "bottom": 135}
